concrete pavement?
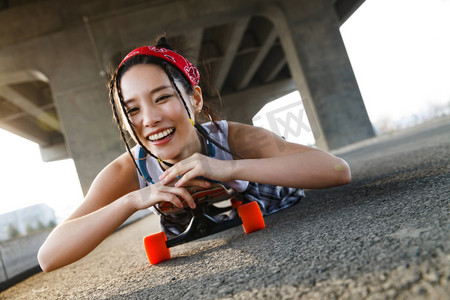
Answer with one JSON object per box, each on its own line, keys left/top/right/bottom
{"left": 1, "top": 117, "right": 449, "bottom": 299}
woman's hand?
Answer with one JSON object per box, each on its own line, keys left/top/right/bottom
{"left": 132, "top": 179, "right": 202, "bottom": 210}
{"left": 159, "top": 153, "right": 234, "bottom": 188}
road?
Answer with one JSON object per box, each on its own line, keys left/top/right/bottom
{"left": 1, "top": 117, "right": 449, "bottom": 299}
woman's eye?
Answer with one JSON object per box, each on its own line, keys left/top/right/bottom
{"left": 156, "top": 94, "right": 172, "bottom": 102}
{"left": 126, "top": 107, "right": 138, "bottom": 115}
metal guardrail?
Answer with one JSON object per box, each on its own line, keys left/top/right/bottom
{"left": 0, "top": 229, "right": 51, "bottom": 292}
{"left": 0, "top": 209, "right": 151, "bottom": 292}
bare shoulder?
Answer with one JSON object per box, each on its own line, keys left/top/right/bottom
{"left": 226, "top": 121, "right": 314, "bottom": 159}
{"left": 67, "top": 151, "right": 140, "bottom": 220}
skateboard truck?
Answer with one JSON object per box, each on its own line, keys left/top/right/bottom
{"left": 165, "top": 199, "right": 243, "bottom": 248}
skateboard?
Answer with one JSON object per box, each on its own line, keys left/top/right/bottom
{"left": 143, "top": 182, "right": 265, "bottom": 264}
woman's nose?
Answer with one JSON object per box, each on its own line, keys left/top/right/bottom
{"left": 142, "top": 107, "right": 162, "bottom": 127}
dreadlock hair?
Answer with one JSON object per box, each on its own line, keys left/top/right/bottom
{"left": 108, "top": 36, "right": 239, "bottom": 184}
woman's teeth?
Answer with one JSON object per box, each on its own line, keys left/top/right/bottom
{"left": 148, "top": 128, "right": 174, "bottom": 141}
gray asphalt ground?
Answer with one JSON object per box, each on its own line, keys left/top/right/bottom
{"left": 1, "top": 117, "right": 449, "bottom": 300}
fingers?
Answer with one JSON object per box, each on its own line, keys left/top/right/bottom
{"left": 164, "top": 186, "right": 196, "bottom": 209}
{"left": 159, "top": 154, "right": 210, "bottom": 186}
{"left": 159, "top": 164, "right": 188, "bottom": 185}
{"left": 139, "top": 184, "right": 196, "bottom": 210}
{"left": 184, "top": 178, "right": 211, "bottom": 188}
{"left": 155, "top": 178, "right": 213, "bottom": 210}
{"left": 162, "top": 193, "right": 183, "bottom": 208}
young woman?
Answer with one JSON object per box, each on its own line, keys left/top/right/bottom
{"left": 37, "top": 36, "right": 351, "bottom": 272}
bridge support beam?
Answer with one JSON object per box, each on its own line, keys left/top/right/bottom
{"left": 0, "top": 0, "right": 374, "bottom": 194}
{"left": 263, "top": 1, "right": 375, "bottom": 150}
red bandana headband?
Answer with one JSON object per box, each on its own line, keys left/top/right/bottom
{"left": 118, "top": 46, "right": 200, "bottom": 86}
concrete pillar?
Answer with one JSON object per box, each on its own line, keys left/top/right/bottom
{"left": 47, "top": 27, "right": 124, "bottom": 194}
{"left": 53, "top": 83, "right": 123, "bottom": 193}
{"left": 222, "top": 79, "right": 297, "bottom": 125}
{"left": 267, "top": 0, "right": 375, "bottom": 150}
{"left": 0, "top": 23, "right": 124, "bottom": 194}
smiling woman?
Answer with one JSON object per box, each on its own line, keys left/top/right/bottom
{"left": 0, "top": 129, "right": 83, "bottom": 221}
{"left": 36, "top": 35, "right": 350, "bottom": 272}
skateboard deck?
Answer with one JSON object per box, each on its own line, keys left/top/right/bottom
{"left": 156, "top": 183, "right": 237, "bottom": 214}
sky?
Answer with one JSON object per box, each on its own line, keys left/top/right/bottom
{"left": 0, "top": 132, "right": 84, "bottom": 222}
{"left": 340, "top": 0, "right": 450, "bottom": 126}
{"left": 255, "top": 0, "right": 450, "bottom": 141}
{"left": 1, "top": 0, "right": 449, "bottom": 221}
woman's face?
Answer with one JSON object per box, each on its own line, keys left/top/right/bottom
{"left": 120, "top": 64, "right": 201, "bottom": 163}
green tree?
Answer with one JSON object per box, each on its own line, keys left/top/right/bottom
{"left": 8, "top": 224, "right": 20, "bottom": 239}
{"left": 26, "top": 223, "right": 35, "bottom": 234}
{"left": 36, "top": 220, "right": 45, "bottom": 230}
{"left": 47, "top": 220, "right": 57, "bottom": 228}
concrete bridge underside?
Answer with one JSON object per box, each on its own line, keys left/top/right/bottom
{"left": 0, "top": 0, "right": 373, "bottom": 194}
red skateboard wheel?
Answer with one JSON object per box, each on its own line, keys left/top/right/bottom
{"left": 143, "top": 232, "right": 171, "bottom": 265}
{"left": 237, "top": 201, "right": 265, "bottom": 234}
{"left": 231, "top": 198, "right": 242, "bottom": 209}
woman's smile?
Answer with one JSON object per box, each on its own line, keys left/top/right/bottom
{"left": 147, "top": 128, "right": 176, "bottom": 145}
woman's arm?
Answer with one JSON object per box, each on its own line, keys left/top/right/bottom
{"left": 37, "top": 153, "right": 140, "bottom": 272}
{"left": 226, "top": 121, "right": 351, "bottom": 189}
{"left": 37, "top": 152, "right": 197, "bottom": 272}
{"left": 159, "top": 121, "right": 350, "bottom": 189}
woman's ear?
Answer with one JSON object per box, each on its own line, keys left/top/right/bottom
{"left": 191, "top": 86, "right": 204, "bottom": 114}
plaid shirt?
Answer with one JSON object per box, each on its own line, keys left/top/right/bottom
{"left": 240, "top": 182, "right": 305, "bottom": 215}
